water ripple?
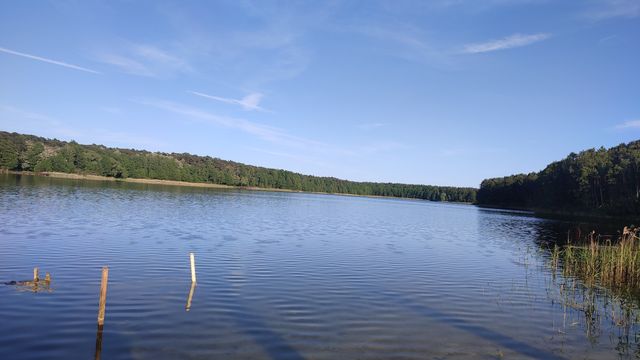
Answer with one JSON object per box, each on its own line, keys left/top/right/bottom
{"left": 0, "top": 174, "right": 634, "bottom": 359}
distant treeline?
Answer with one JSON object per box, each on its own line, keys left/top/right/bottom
{"left": 0, "top": 131, "right": 477, "bottom": 202}
{"left": 477, "top": 140, "right": 640, "bottom": 217}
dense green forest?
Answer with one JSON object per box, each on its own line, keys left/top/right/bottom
{"left": 0, "top": 131, "right": 477, "bottom": 203}
{"left": 477, "top": 140, "right": 640, "bottom": 217}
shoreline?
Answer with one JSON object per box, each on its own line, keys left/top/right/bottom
{"left": 2, "top": 170, "right": 471, "bottom": 204}
{"left": 3, "top": 170, "right": 297, "bottom": 192}
{"left": 476, "top": 203, "right": 634, "bottom": 223}
{"left": 1, "top": 170, "right": 626, "bottom": 222}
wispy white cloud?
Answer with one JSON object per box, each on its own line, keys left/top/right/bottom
{"left": 0, "top": 104, "right": 161, "bottom": 148}
{"left": 351, "top": 25, "right": 451, "bottom": 66}
{"left": 91, "top": 129, "right": 162, "bottom": 148}
{"left": 355, "top": 141, "right": 409, "bottom": 155}
{"left": 247, "top": 147, "right": 301, "bottom": 160}
{"left": 245, "top": 146, "right": 334, "bottom": 172}
{"left": 585, "top": 0, "right": 640, "bottom": 19}
{"left": 357, "top": 122, "right": 385, "bottom": 130}
{"left": 598, "top": 34, "right": 618, "bottom": 44}
{"left": 136, "top": 98, "right": 402, "bottom": 159}
{"left": 100, "top": 107, "right": 122, "bottom": 114}
{"left": 434, "top": 0, "right": 548, "bottom": 8}
{"left": 134, "top": 99, "right": 326, "bottom": 150}
{"left": 246, "top": 146, "right": 316, "bottom": 162}
{"left": 0, "top": 104, "right": 83, "bottom": 138}
{"left": 154, "top": 3, "right": 313, "bottom": 87}
{"left": 0, "top": 46, "right": 100, "bottom": 74}
{"left": 97, "top": 53, "right": 155, "bottom": 77}
{"left": 0, "top": 104, "right": 54, "bottom": 122}
{"left": 461, "top": 33, "right": 551, "bottom": 54}
{"left": 96, "top": 43, "right": 191, "bottom": 77}
{"left": 615, "top": 120, "right": 640, "bottom": 129}
{"left": 440, "top": 148, "right": 467, "bottom": 157}
{"left": 440, "top": 146, "right": 506, "bottom": 157}
{"left": 189, "top": 91, "right": 267, "bottom": 111}
{"left": 209, "top": 30, "right": 310, "bottom": 86}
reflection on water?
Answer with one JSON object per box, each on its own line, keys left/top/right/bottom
{"left": 544, "top": 273, "right": 640, "bottom": 357}
{"left": 0, "top": 173, "right": 639, "bottom": 359}
{"left": 94, "top": 325, "right": 104, "bottom": 360}
{"left": 185, "top": 282, "right": 196, "bottom": 311}
{"left": 4, "top": 268, "right": 53, "bottom": 293}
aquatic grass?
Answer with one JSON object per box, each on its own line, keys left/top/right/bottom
{"left": 552, "top": 227, "right": 640, "bottom": 294}
{"left": 545, "top": 260, "right": 640, "bottom": 349}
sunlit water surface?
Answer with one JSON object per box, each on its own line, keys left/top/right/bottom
{"left": 0, "top": 174, "right": 637, "bottom": 359}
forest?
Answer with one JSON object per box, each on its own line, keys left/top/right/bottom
{"left": 477, "top": 140, "right": 640, "bottom": 217}
{"left": 0, "top": 131, "right": 477, "bottom": 203}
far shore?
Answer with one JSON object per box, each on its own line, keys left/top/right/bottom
{"left": 2, "top": 170, "right": 471, "bottom": 204}
{"left": 3, "top": 170, "right": 297, "bottom": 192}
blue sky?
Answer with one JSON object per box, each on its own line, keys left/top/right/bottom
{"left": 0, "top": 0, "right": 638, "bottom": 187}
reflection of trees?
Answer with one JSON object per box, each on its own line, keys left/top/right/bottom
{"left": 547, "top": 275, "right": 640, "bottom": 357}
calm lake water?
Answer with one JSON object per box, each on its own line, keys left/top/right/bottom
{"left": 0, "top": 174, "right": 637, "bottom": 359}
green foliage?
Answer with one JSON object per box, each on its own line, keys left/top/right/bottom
{"left": 0, "top": 132, "right": 30, "bottom": 169}
{"left": 0, "top": 131, "right": 476, "bottom": 203}
{"left": 17, "top": 142, "right": 44, "bottom": 171}
{"left": 0, "top": 139, "right": 19, "bottom": 169}
{"left": 477, "top": 141, "right": 640, "bottom": 217}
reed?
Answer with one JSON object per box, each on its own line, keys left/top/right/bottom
{"left": 552, "top": 227, "right": 640, "bottom": 293}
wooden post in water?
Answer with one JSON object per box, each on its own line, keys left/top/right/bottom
{"left": 33, "top": 267, "right": 39, "bottom": 282}
{"left": 97, "top": 267, "right": 109, "bottom": 326}
{"left": 190, "top": 253, "right": 197, "bottom": 283}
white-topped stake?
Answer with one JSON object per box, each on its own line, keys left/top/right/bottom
{"left": 190, "top": 253, "right": 197, "bottom": 283}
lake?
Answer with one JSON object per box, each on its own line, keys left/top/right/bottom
{"left": 0, "top": 173, "right": 637, "bottom": 359}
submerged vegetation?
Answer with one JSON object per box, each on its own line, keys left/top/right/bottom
{"left": 0, "top": 131, "right": 477, "bottom": 202}
{"left": 541, "top": 227, "right": 640, "bottom": 354}
{"left": 546, "top": 273, "right": 640, "bottom": 354}
{"left": 477, "top": 140, "right": 640, "bottom": 217}
{"left": 550, "top": 227, "right": 640, "bottom": 299}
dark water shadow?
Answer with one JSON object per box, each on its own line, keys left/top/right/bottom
{"left": 228, "top": 304, "right": 306, "bottom": 360}
{"left": 214, "top": 282, "right": 305, "bottom": 359}
{"left": 216, "top": 280, "right": 562, "bottom": 359}
{"left": 379, "top": 290, "right": 567, "bottom": 360}
{"left": 214, "top": 273, "right": 562, "bottom": 359}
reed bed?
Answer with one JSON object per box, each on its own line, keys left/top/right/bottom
{"left": 551, "top": 227, "right": 640, "bottom": 292}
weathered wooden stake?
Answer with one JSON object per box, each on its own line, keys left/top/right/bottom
{"left": 33, "top": 267, "right": 39, "bottom": 282}
{"left": 97, "top": 267, "right": 109, "bottom": 326}
{"left": 190, "top": 253, "right": 197, "bottom": 283}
